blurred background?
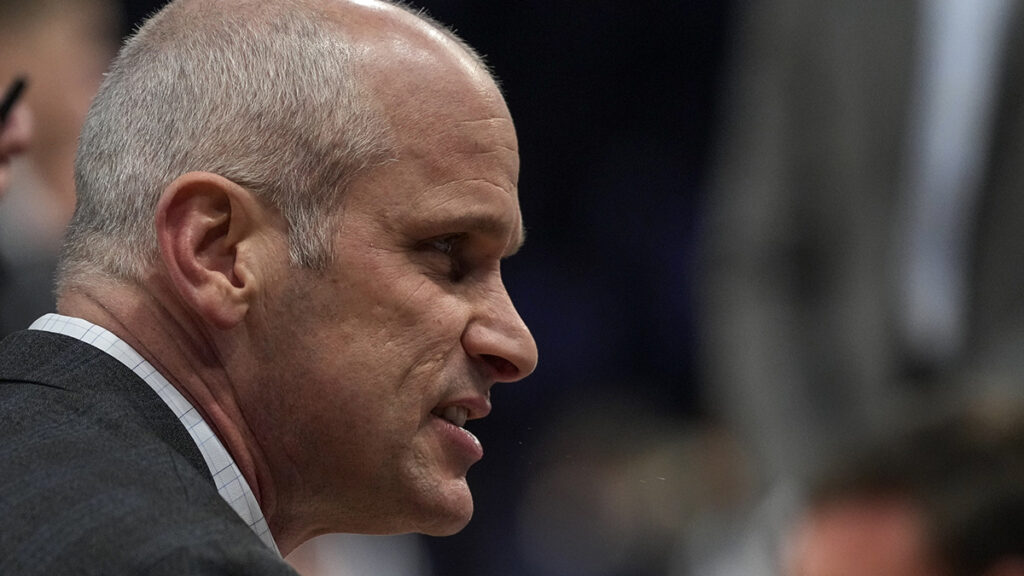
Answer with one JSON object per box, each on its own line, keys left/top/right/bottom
{"left": 6, "top": 0, "right": 1024, "bottom": 574}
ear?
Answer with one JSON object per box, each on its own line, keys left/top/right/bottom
{"left": 155, "top": 171, "right": 273, "bottom": 329}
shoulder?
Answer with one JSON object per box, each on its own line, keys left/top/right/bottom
{"left": 0, "top": 394, "right": 295, "bottom": 574}
{"left": 3, "top": 520, "right": 298, "bottom": 575}
{"left": 136, "top": 540, "right": 300, "bottom": 576}
{"left": 0, "top": 332, "right": 296, "bottom": 574}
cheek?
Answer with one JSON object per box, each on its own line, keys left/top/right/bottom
{"left": 270, "top": 265, "right": 469, "bottom": 431}
{"left": 365, "top": 286, "right": 469, "bottom": 377}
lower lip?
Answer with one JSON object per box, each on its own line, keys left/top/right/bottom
{"left": 431, "top": 415, "right": 484, "bottom": 463}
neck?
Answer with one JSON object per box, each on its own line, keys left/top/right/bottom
{"left": 56, "top": 277, "right": 287, "bottom": 547}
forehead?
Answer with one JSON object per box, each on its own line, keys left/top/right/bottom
{"left": 345, "top": 1, "right": 511, "bottom": 134}
{"left": 359, "top": 31, "right": 519, "bottom": 222}
{"left": 320, "top": 0, "right": 523, "bottom": 248}
{"left": 340, "top": 110, "right": 523, "bottom": 255}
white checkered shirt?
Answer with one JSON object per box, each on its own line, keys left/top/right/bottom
{"left": 29, "top": 313, "right": 280, "bottom": 555}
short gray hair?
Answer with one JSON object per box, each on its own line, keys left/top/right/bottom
{"left": 59, "top": 0, "right": 395, "bottom": 290}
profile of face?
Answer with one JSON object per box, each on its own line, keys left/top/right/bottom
{"left": 237, "top": 24, "right": 539, "bottom": 538}
{"left": 783, "top": 499, "right": 939, "bottom": 576}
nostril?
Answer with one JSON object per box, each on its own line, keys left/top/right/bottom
{"left": 481, "top": 354, "right": 518, "bottom": 379}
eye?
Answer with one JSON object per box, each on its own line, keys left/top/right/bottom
{"left": 421, "top": 234, "right": 467, "bottom": 282}
{"left": 430, "top": 235, "right": 458, "bottom": 256}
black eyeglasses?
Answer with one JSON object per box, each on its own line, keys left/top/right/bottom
{"left": 0, "top": 77, "right": 27, "bottom": 127}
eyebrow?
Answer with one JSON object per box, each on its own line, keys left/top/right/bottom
{"left": 428, "top": 211, "right": 526, "bottom": 257}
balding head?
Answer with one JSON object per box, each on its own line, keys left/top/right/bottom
{"left": 59, "top": 0, "right": 495, "bottom": 294}
{"left": 50, "top": 0, "right": 532, "bottom": 552}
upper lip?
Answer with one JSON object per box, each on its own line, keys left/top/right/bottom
{"left": 432, "top": 394, "right": 492, "bottom": 423}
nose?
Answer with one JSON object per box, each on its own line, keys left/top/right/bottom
{"left": 462, "top": 280, "right": 538, "bottom": 382}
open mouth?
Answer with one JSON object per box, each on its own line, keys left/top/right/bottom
{"left": 433, "top": 405, "right": 469, "bottom": 428}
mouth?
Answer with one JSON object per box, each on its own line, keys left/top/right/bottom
{"left": 430, "top": 403, "right": 484, "bottom": 463}
{"left": 433, "top": 405, "right": 469, "bottom": 428}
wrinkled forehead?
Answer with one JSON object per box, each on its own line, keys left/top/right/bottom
{"left": 330, "top": 0, "right": 521, "bottom": 223}
{"left": 350, "top": 8, "right": 517, "bottom": 174}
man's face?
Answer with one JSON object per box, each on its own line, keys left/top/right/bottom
{"left": 784, "top": 499, "right": 941, "bottom": 576}
{"left": 243, "top": 61, "right": 537, "bottom": 537}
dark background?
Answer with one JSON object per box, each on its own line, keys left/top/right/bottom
{"left": 397, "top": 3, "right": 731, "bottom": 575}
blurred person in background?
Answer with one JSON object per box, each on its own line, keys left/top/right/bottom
{"left": 701, "top": 0, "right": 1024, "bottom": 572}
{"left": 0, "top": 0, "right": 120, "bottom": 335}
{"left": 783, "top": 399, "right": 1024, "bottom": 576}
{"left": 513, "top": 393, "right": 756, "bottom": 576}
{"left": 703, "top": 0, "right": 1024, "bottom": 535}
{"left": 0, "top": 78, "right": 31, "bottom": 198}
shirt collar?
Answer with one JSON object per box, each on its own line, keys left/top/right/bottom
{"left": 29, "top": 313, "right": 281, "bottom": 555}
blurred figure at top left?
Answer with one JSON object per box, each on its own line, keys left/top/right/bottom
{"left": 0, "top": 0, "right": 120, "bottom": 336}
{"left": 0, "top": 78, "right": 32, "bottom": 198}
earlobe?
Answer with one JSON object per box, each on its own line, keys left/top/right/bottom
{"left": 155, "top": 172, "right": 264, "bottom": 330}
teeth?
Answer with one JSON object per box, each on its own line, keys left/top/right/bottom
{"left": 441, "top": 405, "right": 468, "bottom": 428}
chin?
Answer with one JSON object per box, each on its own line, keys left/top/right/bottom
{"left": 419, "top": 513, "right": 472, "bottom": 537}
{"left": 413, "top": 488, "right": 475, "bottom": 536}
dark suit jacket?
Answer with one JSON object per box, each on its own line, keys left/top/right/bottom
{"left": 0, "top": 329, "right": 298, "bottom": 575}
{"left": 702, "top": 0, "right": 1024, "bottom": 479}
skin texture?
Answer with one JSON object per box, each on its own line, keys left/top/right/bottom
{"left": 59, "top": 0, "right": 537, "bottom": 556}
{"left": 783, "top": 499, "right": 942, "bottom": 576}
